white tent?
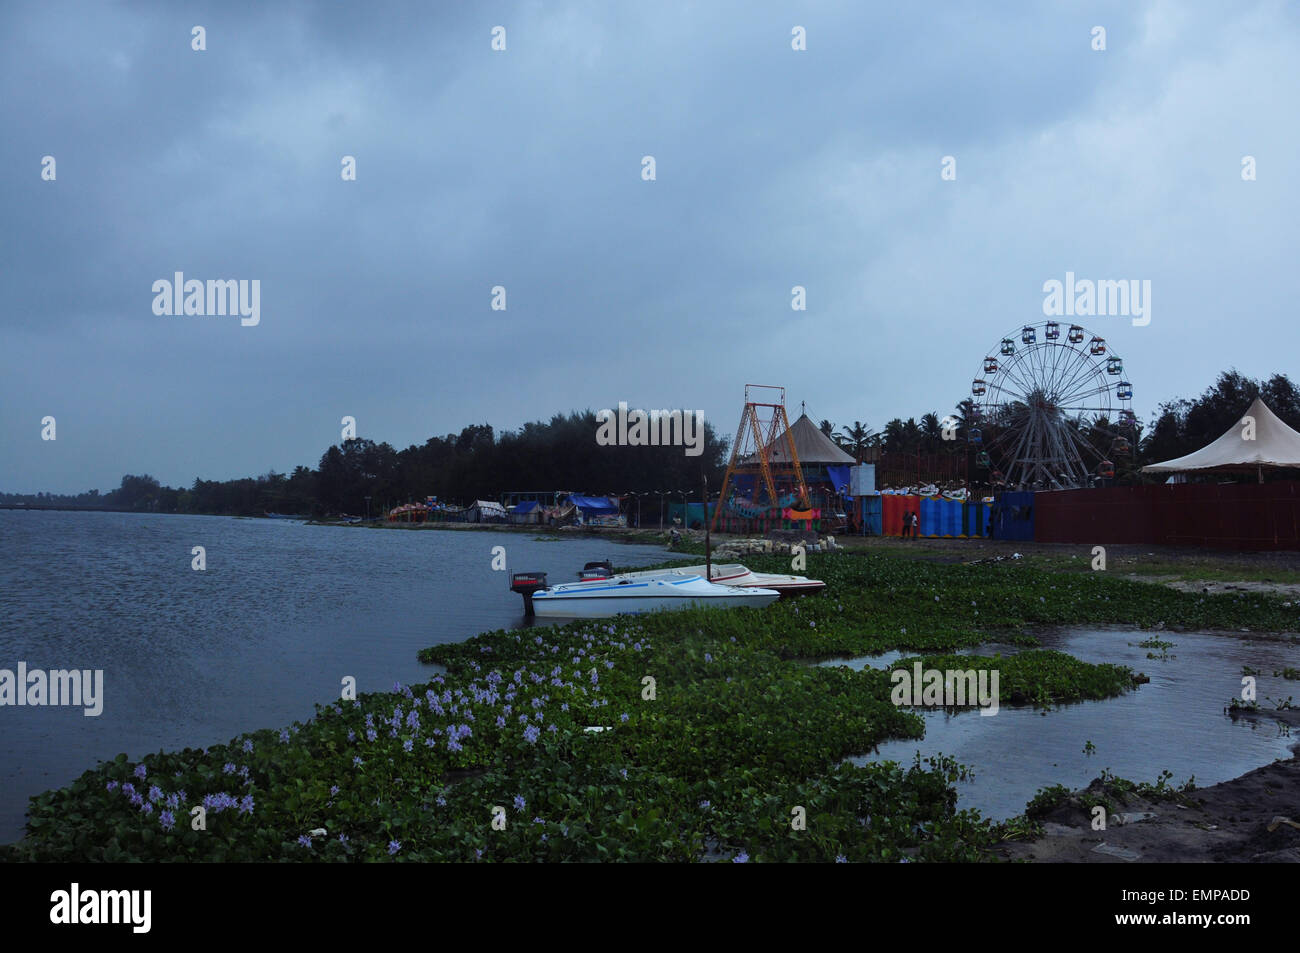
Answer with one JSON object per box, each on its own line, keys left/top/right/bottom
{"left": 466, "top": 499, "right": 508, "bottom": 522}
{"left": 1141, "top": 398, "right": 1300, "bottom": 477}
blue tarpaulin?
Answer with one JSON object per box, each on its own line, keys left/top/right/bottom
{"left": 512, "top": 500, "right": 540, "bottom": 513}
{"left": 567, "top": 494, "right": 618, "bottom": 514}
{"left": 826, "top": 465, "right": 852, "bottom": 494}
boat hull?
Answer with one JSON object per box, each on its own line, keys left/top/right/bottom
{"left": 616, "top": 563, "right": 826, "bottom": 594}
{"left": 530, "top": 574, "right": 780, "bottom": 618}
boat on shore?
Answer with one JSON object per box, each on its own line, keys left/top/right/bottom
{"left": 613, "top": 562, "right": 826, "bottom": 595}
{"left": 511, "top": 570, "right": 779, "bottom": 618}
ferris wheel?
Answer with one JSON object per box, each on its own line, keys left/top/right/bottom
{"left": 967, "top": 322, "right": 1136, "bottom": 490}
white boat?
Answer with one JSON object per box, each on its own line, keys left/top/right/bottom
{"left": 615, "top": 563, "right": 826, "bottom": 595}
{"left": 528, "top": 572, "right": 780, "bottom": 618}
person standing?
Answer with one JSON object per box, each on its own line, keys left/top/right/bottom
{"left": 901, "top": 509, "right": 911, "bottom": 540}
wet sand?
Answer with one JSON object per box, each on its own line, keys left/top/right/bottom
{"left": 999, "top": 710, "right": 1300, "bottom": 863}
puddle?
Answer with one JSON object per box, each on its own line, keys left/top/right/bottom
{"left": 843, "top": 627, "right": 1299, "bottom": 821}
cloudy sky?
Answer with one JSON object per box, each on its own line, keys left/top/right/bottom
{"left": 3, "top": 0, "right": 1298, "bottom": 494}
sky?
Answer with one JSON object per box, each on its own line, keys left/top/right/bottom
{"left": 3, "top": 0, "right": 1298, "bottom": 494}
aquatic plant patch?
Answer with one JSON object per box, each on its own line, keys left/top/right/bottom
{"left": 3, "top": 549, "right": 1214, "bottom": 863}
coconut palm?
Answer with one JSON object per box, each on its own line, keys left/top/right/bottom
{"left": 837, "top": 421, "right": 875, "bottom": 461}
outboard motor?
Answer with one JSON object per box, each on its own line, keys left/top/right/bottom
{"left": 577, "top": 560, "right": 613, "bottom": 580}
{"left": 510, "top": 572, "right": 548, "bottom": 617}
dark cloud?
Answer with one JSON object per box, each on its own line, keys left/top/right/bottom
{"left": 2, "top": 1, "right": 1296, "bottom": 492}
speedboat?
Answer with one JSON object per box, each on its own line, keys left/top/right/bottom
{"left": 511, "top": 570, "right": 779, "bottom": 618}
{"left": 614, "top": 563, "right": 826, "bottom": 595}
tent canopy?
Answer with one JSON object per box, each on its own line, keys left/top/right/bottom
{"left": 741, "top": 413, "right": 856, "bottom": 466}
{"left": 1142, "top": 398, "right": 1300, "bottom": 473}
{"left": 469, "top": 500, "right": 507, "bottom": 514}
{"left": 567, "top": 494, "right": 618, "bottom": 514}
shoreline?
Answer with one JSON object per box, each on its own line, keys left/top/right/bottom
{"left": 5, "top": 542, "right": 1299, "bottom": 861}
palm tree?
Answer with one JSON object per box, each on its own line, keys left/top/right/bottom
{"left": 836, "top": 421, "right": 875, "bottom": 461}
{"left": 819, "top": 419, "right": 836, "bottom": 439}
{"left": 920, "top": 412, "right": 942, "bottom": 452}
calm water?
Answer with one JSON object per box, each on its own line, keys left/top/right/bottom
{"left": 834, "top": 628, "right": 1300, "bottom": 820}
{"left": 0, "top": 511, "right": 672, "bottom": 842}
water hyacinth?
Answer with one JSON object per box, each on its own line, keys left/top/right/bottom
{"left": 513, "top": 795, "right": 526, "bottom": 811}
{"left": 133, "top": 764, "right": 147, "bottom": 780}
{"left": 388, "top": 839, "right": 401, "bottom": 855}
{"left": 159, "top": 810, "right": 175, "bottom": 831}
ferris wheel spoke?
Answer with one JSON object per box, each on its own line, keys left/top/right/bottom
{"left": 1054, "top": 354, "right": 1104, "bottom": 404}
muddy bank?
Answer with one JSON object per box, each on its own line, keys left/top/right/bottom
{"left": 1000, "top": 730, "right": 1300, "bottom": 863}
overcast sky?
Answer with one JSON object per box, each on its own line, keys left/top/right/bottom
{"left": 3, "top": 0, "right": 1298, "bottom": 494}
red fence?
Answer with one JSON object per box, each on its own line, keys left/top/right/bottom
{"left": 1034, "top": 481, "right": 1300, "bottom": 551}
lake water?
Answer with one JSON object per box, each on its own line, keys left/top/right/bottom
{"left": 0, "top": 511, "right": 673, "bottom": 843}
{"left": 833, "top": 628, "right": 1300, "bottom": 820}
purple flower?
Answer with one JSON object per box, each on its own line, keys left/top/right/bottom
{"left": 159, "top": 810, "right": 175, "bottom": 831}
{"left": 105, "top": 780, "right": 119, "bottom": 792}
{"left": 242, "top": 739, "right": 254, "bottom": 753}
{"left": 447, "top": 738, "right": 463, "bottom": 753}
{"left": 388, "top": 839, "right": 401, "bottom": 855}
{"left": 619, "top": 768, "right": 628, "bottom": 779}
{"left": 835, "top": 855, "right": 847, "bottom": 863}
{"left": 133, "top": 764, "right": 147, "bottom": 780}
{"left": 298, "top": 834, "right": 313, "bottom": 847}
{"left": 733, "top": 851, "right": 750, "bottom": 863}
{"left": 513, "top": 795, "right": 526, "bottom": 811}
{"left": 699, "top": 800, "right": 710, "bottom": 810}
{"left": 366, "top": 729, "right": 378, "bottom": 743}
{"left": 523, "top": 724, "right": 540, "bottom": 744}
{"left": 353, "top": 756, "right": 364, "bottom": 767}
{"left": 330, "top": 785, "right": 339, "bottom": 796}
{"left": 140, "top": 802, "right": 153, "bottom": 816}
{"left": 223, "top": 763, "right": 237, "bottom": 775}
{"left": 148, "top": 786, "right": 163, "bottom": 802}
{"left": 239, "top": 795, "right": 254, "bottom": 815}
{"left": 403, "top": 739, "right": 413, "bottom": 752}
{"left": 704, "top": 653, "right": 713, "bottom": 663}
{"left": 339, "top": 834, "right": 349, "bottom": 845}
{"left": 495, "top": 715, "right": 506, "bottom": 728}
{"left": 129, "top": 793, "right": 143, "bottom": 807}
{"left": 436, "top": 795, "right": 447, "bottom": 807}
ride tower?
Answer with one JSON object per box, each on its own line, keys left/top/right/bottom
{"left": 711, "top": 384, "right": 811, "bottom": 532}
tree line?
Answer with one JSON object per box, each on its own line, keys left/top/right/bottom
{"left": 4, "top": 370, "right": 1296, "bottom": 515}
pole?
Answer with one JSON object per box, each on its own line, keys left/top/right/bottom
{"left": 702, "top": 471, "right": 712, "bottom": 581}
